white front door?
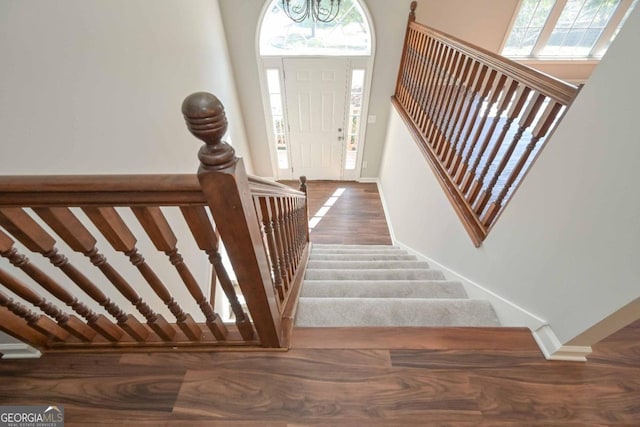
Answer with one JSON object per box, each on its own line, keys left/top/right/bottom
{"left": 283, "top": 58, "right": 348, "bottom": 180}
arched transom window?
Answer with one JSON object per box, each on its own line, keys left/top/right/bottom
{"left": 260, "top": 0, "right": 372, "bottom": 56}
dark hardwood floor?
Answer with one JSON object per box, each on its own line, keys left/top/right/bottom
{"left": 282, "top": 180, "right": 392, "bottom": 245}
{"left": 0, "top": 180, "right": 638, "bottom": 425}
{"left": 0, "top": 322, "right": 639, "bottom": 425}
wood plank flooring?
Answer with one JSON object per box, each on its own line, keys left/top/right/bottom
{"left": 281, "top": 180, "right": 392, "bottom": 245}
{"left": 0, "top": 322, "right": 638, "bottom": 425}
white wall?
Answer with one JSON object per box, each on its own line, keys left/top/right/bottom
{"left": 218, "top": 0, "right": 413, "bottom": 178}
{"left": 0, "top": 0, "right": 249, "bottom": 346}
{"left": 379, "top": 5, "right": 640, "bottom": 349}
{"left": 0, "top": 0, "right": 252, "bottom": 174}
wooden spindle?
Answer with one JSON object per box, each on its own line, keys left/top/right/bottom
{"left": 460, "top": 73, "right": 509, "bottom": 193}
{"left": 130, "top": 206, "right": 228, "bottom": 341}
{"left": 475, "top": 89, "right": 543, "bottom": 217}
{"left": 35, "top": 207, "right": 172, "bottom": 341}
{"left": 183, "top": 92, "right": 283, "bottom": 347}
{"left": 467, "top": 79, "right": 519, "bottom": 205}
{"left": 409, "top": 31, "right": 428, "bottom": 120}
{"left": 0, "top": 289, "right": 69, "bottom": 342}
{"left": 444, "top": 60, "right": 481, "bottom": 168}
{"left": 269, "top": 197, "right": 291, "bottom": 289}
{"left": 0, "top": 229, "right": 104, "bottom": 341}
{"left": 453, "top": 68, "right": 498, "bottom": 185}
{"left": 448, "top": 63, "right": 488, "bottom": 175}
{"left": 258, "top": 198, "right": 285, "bottom": 302}
{"left": 483, "top": 99, "right": 563, "bottom": 227}
{"left": 299, "top": 176, "right": 310, "bottom": 245}
{"left": 0, "top": 267, "right": 94, "bottom": 342}
{"left": 425, "top": 47, "right": 459, "bottom": 147}
{"left": 434, "top": 50, "right": 468, "bottom": 156}
{"left": 180, "top": 206, "right": 255, "bottom": 341}
{"left": 419, "top": 40, "right": 446, "bottom": 134}
{"left": 0, "top": 208, "right": 142, "bottom": 341}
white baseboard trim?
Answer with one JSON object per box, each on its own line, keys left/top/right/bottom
{"left": 394, "top": 240, "right": 547, "bottom": 332}
{"left": 357, "top": 177, "right": 379, "bottom": 183}
{"left": 373, "top": 179, "right": 397, "bottom": 243}
{"left": 533, "top": 325, "right": 592, "bottom": 362}
{"left": 0, "top": 343, "right": 42, "bottom": 359}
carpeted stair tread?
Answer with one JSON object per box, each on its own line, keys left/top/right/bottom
{"left": 295, "top": 244, "right": 501, "bottom": 328}
{"left": 301, "top": 280, "right": 468, "bottom": 299}
{"left": 312, "top": 244, "right": 399, "bottom": 249}
{"left": 295, "top": 297, "right": 500, "bottom": 327}
{"left": 310, "top": 253, "right": 418, "bottom": 261}
{"left": 307, "top": 260, "right": 430, "bottom": 270}
{"left": 305, "top": 268, "right": 446, "bottom": 281}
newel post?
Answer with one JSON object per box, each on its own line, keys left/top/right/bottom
{"left": 395, "top": 2, "right": 418, "bottom": 98}
{"left": 182, "top": 92, "right": 282, "bottom": 347}
{"left": 299, "top": 176, "right": 310, "bottom": 242}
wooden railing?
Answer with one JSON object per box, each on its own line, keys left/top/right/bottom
{"left": 0, "top": 92, "right": 309, "bottom": 351}
{"left": 393, "top": 2, "right": 579, "bottom": 246}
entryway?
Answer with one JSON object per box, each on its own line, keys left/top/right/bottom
{"left": 258, "top": 0, "right": 374, "bottom": 180}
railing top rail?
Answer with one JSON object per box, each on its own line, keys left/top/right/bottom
{"left": 248, "top": 175, "right": 305, "bottom": 198}
{"left": 0, "top": 172, "right": 305, "bottom": 207}
{"left": 0, "top": 174, "right": 206, "bottom": 207}
{"left": 408, "top": 21, "right": 579, "bottom": 105}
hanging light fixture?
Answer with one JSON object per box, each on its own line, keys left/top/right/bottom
{"left": 281, "top": 0, "right": 342, "bottom": 23}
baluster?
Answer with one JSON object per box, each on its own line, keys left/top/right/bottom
{"left": 448, "top": 63, "right": 487, "bottom": 175}
{"left": 404, "top": 28, "right": 421, "bottom": 113}
{"left": 468, "top": 79, "right": 521, "bottom": 208}
{"left": 418, "top": 38, "right": 443, "bottom": 133}
{"left": 35, "top": 207, "right": 171, "bottom": 341}
{"left": 299, "top": 176, "right": 310, "bottom": 245}
{"left": 453, "top": 68, "right": 498, "bottom": 185}
{"left": 282, "top": 197, "right": 296, "bottom": 276}
{"left": 0, "top": 208, "right": 143, "bottom": 341}
{"left": 270, "top": 197, "right": 292, "bottom": 289}
{"left": 483, "top": 99, "right": 563, "bottom": 227}
{"left": 0, "top": 228, "right": 112, "bottom": 341}
{"left": 0, "top": 289, "right": 69, "bottom": 342}
{"left": 460, "top": 73, "right": 510, "bottom": 193}
{"left": 444, "top": 60, "right": 481, "bottom": 168}
{"left": 475, "top": 89, "right": 542, "bottom": 216}
{"left": 425, "top": 47, "right": 459, "bottom": 147}
{"left": 34, "top": 208, "right": 194, "bottom": 341}
{"left": 130, "top": 206, "right": 228, "bottom": 341}
{"left": 413, "top": 35, "right": 435, "bottom": 127}
{"left": 407, "top": 32, "right": 427, "bottom": 118}
{"left": 180, "top": 206, "right": 255, "bottom": 341}
{"left": 289, "top": 198, "right": 301, "bottom": 262}
{"left": 258, "top": 198, "right": 285, "bottom": 302}
{"left": 420, "top": 41, "right": 448, "bottom": 135}
{"left": 0, "top": 267, "right": 93, "bottom": 342}
{"left": 434, "top": 50, "right": 467, "bottom": 156}
{"left": 297, "top": 198, "right": 306, "bottom": 250}
{"left": 292, "top": 198, "right": 303, "bottom": 261}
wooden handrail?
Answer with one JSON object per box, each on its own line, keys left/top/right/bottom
{"left": 393, "top": 2, "right": 578, "bottom": 245}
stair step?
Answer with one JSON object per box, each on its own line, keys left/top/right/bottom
{"left": 305, "top": 268, "right": 446, "bottom": 281}
{"left": 307, "top": 260, "right": 430, "bottom": 270}
{"left": 312, "top": 244, "right": 398, "bottom": 250}
{"left": 301, "top": 280, "right": 468, "bottom": 299}
{"left": 310, "top": 253, "right": 417, "bottom": 261}
{"left": 311, "top": 248, "right": 408, "bottom": 255}
{"left": 295, "top": 297, "right": 500, "bottom": 327}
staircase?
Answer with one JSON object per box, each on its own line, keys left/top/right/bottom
{"left": 295, "top": 244, "right": 500, "bottom": 327}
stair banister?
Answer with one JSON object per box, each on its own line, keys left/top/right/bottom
{"left": 182, "top": 92, "right": 283, "bottom": 348}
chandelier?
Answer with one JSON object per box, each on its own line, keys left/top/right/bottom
{"left": 281, "top": 0, "right": 342, "bottom": 23}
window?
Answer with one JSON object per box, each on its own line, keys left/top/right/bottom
{"left": 503, "top": 0, "right": 638, "bottom": 58}
{"left": 345, "top": 69, "right": 365, "bottom": 170}
{"left": 260, "top": 0, "right": 371, "bottom": 56}
{"left": 265, "top": 69, "right": 289, "bottom": 169}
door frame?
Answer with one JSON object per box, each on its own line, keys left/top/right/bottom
{"left": 256, "top": 1, "right": 376, "bottom": 181}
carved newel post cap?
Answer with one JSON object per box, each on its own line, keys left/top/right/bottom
{"left": 182, "top": 92, "right": 236, "bottom": 170}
